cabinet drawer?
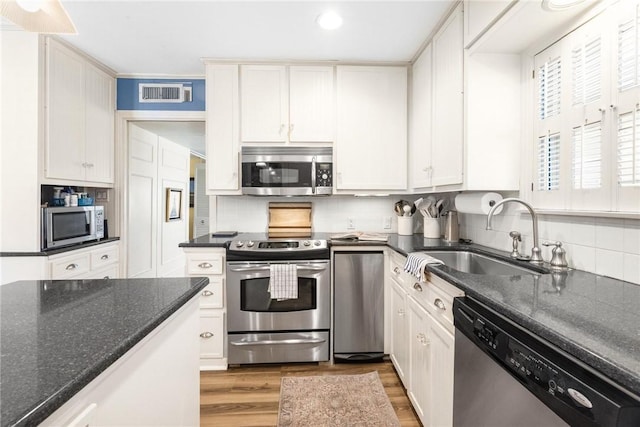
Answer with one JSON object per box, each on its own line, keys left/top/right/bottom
{"left": 407, "top": 278, "right": 430, "bottom": 308}
{"left": 426, "top": 283, "right": 457, "bottom": 333}
{"left": 187, "top": 254, "right": 224, "bottom": 275}
{"left": 90, "top": 245, "right": 119, "bottom": 270}
{"left": 86, "top": 264, "right": 119, "bottom": 280}
{"left": 200, "top": 310, "right": 224, "bottom": 359}
{"left": 50, "top": 253, "right": 90, "bottom": 279}
{"left": 199, "top": 278, "right": 223, "bottom": 308}
{"left": 389, "top": 253, "right": 406, "bottom": 286}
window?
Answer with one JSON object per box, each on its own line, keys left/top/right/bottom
{"left": 617, "top": 4, "right": 640, "bottom": 91}
{"left": 538, "top": 132, "right": 561, "bottom": 191}
{"left": 572, "top": 122, "right": 602, "bottom": 190}
{"left": 539, "top": 56, "right": 562, "bottom": 120}
{"left": 618, "top": 106, "right": 640, "bottom": 186}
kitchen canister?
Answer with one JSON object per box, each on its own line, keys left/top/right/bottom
{"left": 398, "top": 216, "right": 413, "bottom": 236}
{"left": 424, "top": 217, "right": 440, "bottom": 239}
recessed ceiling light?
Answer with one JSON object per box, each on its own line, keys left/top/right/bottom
{"left": 316, "top": 11, "right": 343, "bottom": 30}
{"left": 16, "top": 0, "right": 43, "bottom": 13}
{"left": 541, "top": 0, "right": 587, "bottom": 11}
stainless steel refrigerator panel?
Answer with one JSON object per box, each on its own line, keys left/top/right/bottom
{"left": 333, "top": 251, "right": 384, "bottom": 357}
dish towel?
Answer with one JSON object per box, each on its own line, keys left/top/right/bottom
{"left": 404, "top": 252, "right": 444, "bottom": 282}
{"left": 268, "top": 263, "right": 298, "bottom": 301}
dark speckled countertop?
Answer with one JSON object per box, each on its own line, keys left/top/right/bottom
{"left": 0, "top": 276, "right": 208, "bottom": 427}
{"left": 182, "top": 232, "right": 640, "bottom": 397}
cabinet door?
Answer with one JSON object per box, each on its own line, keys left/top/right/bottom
{"left": 289, "top": 66, "right": 334, "bottom": 142}
{"left": 390, "top": 279, "right": 409, "bottom": 386}
{"left": 45, "top": 38, "right": 86, "bottom": 181}
{"left": 206, "top": 64, "right": 241, "bottom": 193}
{"left": 432, "top": 5, "right": 464, "bottom": 187}
{"left": 336, "top": 66, "right": 408, "bottom": 190}
{"left": 84, "top": 65, "right": 115, "bottom": 184}
{"left": 240, "top": 65, "right": 288, "bottom": 142}
{"left": 428, "top": 313, "right": 455, "bottom": 427}
{"left": 407, "top": 297, "right": 430, "bottom": 424}
{"left": 410, "top": 43, "right": 433, "bottom": 190}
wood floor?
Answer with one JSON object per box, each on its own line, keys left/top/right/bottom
{"left": 200, "top": 360, "right": 421, "bottom": 427}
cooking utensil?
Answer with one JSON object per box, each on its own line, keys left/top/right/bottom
{"left": 403, "top": 204, "right": 412, "bottom": 217}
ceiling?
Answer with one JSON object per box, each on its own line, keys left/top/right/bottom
{"left": 134, "top": 121, "right": 206, "bottom": 157}
{"left": 58, "top": 1, "right": 455, "bottom": 76}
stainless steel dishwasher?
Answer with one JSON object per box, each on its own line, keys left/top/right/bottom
{"left": 453, "top": 297, "right": 640, "bottom": 427}
{"left": 333, "top": 251, "right": 384, "bottom": 361}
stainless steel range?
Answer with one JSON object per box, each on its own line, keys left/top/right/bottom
{"left": 226, "top": 237, "right": 330, "bottom": 364}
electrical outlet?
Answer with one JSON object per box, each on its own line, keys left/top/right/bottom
{"left": 383, "top": 216, "right": 392, "bottom": 229}
{"left": 347, "top": 218, "right": 355, "bottom": 230}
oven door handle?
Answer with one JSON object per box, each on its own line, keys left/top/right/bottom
{"left": 230, "top": 338, "right": 326, "bottom": 346}
{"left": 228, "top": 264, "right": 328, "bottom": 272}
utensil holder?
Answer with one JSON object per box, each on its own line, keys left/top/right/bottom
{"left": 424, "top": 218, "right": 440, "bottom": 239}
{"left": 398, "top": 216, "right": 413, "bottom": 236}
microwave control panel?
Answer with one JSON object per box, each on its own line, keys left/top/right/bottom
{"left": 316, "top": 163, "right": 332, "bottom": 187}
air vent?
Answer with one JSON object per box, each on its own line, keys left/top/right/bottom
{"left": 138, "top": 83, "right": 192, "bottom": 103}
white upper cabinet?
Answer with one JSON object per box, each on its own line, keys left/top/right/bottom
{"left": 240, "top": 65, "right": 334, "bottom": 143}
{"left": 410, "top": 43, "right": 433, "bottom": 190}
{"left": 336, "top": 65, "right": 408, "bottom": 191}
{"left": 240, "top": 65, "right": 288, "bottom": 142}
{"left": 288, "top": 66, "right": 334, "bottom": 142}
{"left": 44, "top": 38, "right": 114, "bottom": 186}
{"left": 431, "top": 4, "right": 464, "bottom": 187}
{"left": 206, "top": 64, "right": 241, "bottom": 194}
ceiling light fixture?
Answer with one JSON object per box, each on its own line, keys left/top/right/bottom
{"left": 541, "top": 0, "right": 587, "bottom": 11}
{"left": 316, "top": 11, "right": 343, "bottom": 30}
{"left": 0, "top": 0, "right": 77, "bottom": 33}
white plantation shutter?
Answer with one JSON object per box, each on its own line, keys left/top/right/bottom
{"left": 539, "top": 57, "right": 562, "bottom": 119}
{"left": 572, "top": 37, "right": 601, "bottom": 105}
{"left": 572, "top": 122, "right": 602, "bottom": 189}
{"left": 617, "top": 106, "right": 640, "bottom": 186}
{"left": 538, "top": 132, "right": 561, "bottom": 191}
{"left": 617, "top": 3, "right": 640, "bottom": 92}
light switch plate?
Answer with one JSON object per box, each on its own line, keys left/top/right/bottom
{"left": 347, "top": 218, "right": 355, "bottom": 230}
{"left": 383, "top": 216, "right": 392, "bottom": 229}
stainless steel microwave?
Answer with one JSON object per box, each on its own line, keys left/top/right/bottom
{"left": 41, "top": 206, "right": 105, "bottom": 250}
{"left": 241, "top": 147, "right": 333, "bottom": 196}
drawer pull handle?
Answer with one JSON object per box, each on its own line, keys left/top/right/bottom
{"left": 393, "top": 267, "right": 400, "bottom": 274}
{"left": 202, "top": 290, "right": 214, "bottom": 297}
{"left": 198, "top": 262, "right": 213, "bottom": 269}
{"left": 66, "top": 263, "right": 78, "bottom": 270}
{"left": 434, "top": 298, "right": 446, "bottom": 311}
{"left": 200, "top": 332, "right": 214, "bottom": 339}
{"left": 103, "top": 276, "right": 110, "bottom": 279}
{"left": 413, "top": 282, "right": 423, "bottom": 292}
{"left": 100, "top": 254, "right": 109, "bottom": 260}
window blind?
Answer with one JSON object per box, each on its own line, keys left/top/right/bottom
{"left": 538, "top": 132, "right": 561, "bottom": 191}
{"left": 572, "top": 122, "right": 602, "bottom": 189}
{"left": 618, "top": 105, "right": 640, "bottom": 186}
{"left": 572, "top": 37, "right": 601, "bottom": 105}
{"left": 539, "top": 57, "right": 562, "bottom": 119}
{"left": 618, "top": 4, "right": 640, "bottom": 91}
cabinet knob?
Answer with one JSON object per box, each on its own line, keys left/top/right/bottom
{"left": 397, "top": 309, "right": 405, "bottom": 316}
{"left": 202, "top": 290, "right": 214, "bottom": 297}
{"left": 66, "top": 263, "right": 78, "bottom": 270}
{"left": 100, "top": 254, "right": 109, "bottom": 260}
{"left": 413, "top": 282, "right": 423, "bottom": 292}
{"left": 200, "top": 332, "right": 214, "bottom": 339}
{"left": 433, "top": 298, "right": 446, "bottom": 311}
{"left": 393, "top": 267, "right": 400, "bottom": 274}
{"left": 198, "top": 262, "right": 213, "bottom": 269}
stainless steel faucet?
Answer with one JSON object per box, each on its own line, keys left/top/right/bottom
{"left": 486, "top": 198, "right": 544, "bottom": 264}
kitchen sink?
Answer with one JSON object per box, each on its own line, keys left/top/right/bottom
{"left": 424, "top": 251, "right": 541, "bottom": 276}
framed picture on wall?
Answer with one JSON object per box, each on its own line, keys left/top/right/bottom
{"left": 166, "top": 188, "right": 182, "bottom": 221}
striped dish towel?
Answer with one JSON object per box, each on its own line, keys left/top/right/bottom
{"left": 404, "top": 252, "right": 444, "bottom": 282}
{"left": 268, "top": 264, "right": 298, "bottom": 300}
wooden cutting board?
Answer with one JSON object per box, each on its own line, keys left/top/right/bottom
{"left": 268, "top": 202, "right": 312, "bottom": 237}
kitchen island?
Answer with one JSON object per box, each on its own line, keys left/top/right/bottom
{"left": 0, "top": 276, "right": 208, "bottom": 427}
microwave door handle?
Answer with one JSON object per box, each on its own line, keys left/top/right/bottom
{"left": 311, "top": 156, "right": 316, "bottom": 195}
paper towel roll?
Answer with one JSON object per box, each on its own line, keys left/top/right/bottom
{"left": 454, "top": 192, "right": 503, "bottom": 215}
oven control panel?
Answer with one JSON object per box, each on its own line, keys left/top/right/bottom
{"left": 230, "top": 239, "right": 328, "bottom": 252}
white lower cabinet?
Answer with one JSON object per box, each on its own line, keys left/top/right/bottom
{"left": 183, "top": 247, "right": 227, "bottom": 370}
{"left": 387, "top": 250, "right": 461, "bottom": 426}
{"left": 48, "top": 241, "right": 120, "bottom": 280}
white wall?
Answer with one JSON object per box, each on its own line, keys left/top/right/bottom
{"left": 459, "top": 200, "right": 640, "bottom": 285}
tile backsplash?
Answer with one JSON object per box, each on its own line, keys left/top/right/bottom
{"left": 213, "top": 193, "right": 639, "bottom": 285}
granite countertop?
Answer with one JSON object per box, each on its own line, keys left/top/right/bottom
{"left": 181, "top": 232, "right": 640, "bottom": 397}
{"left": 0, "top": 276, "right": 208, "bottom": 427}
{"left": 0, "top": 237, "right": 121, "bottom": 257}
